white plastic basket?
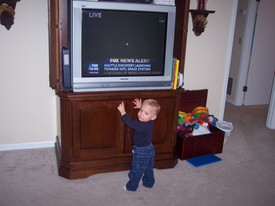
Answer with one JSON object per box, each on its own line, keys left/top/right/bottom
{"left": 216, "top": 121, "right": 233, "bottom": 145}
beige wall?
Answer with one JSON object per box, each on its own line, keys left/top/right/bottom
{"left": 185, "top": 0, "right": 238, "bottom": 119}
{"left": 0, "top": 0, "right": 57, "bottom": 146}
{"left": 0, "top": 0, "right": 237, "bottom": 147}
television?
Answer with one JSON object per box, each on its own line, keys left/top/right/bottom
{"left": 70, "top": 0, "right": 176, "bottom": 92}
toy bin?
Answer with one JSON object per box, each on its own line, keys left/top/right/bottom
{"left": 177, "top": 89, "right": 225, "bottom": 160}
{"left": 176, "top": 124, "right": 225, "bottom": 160}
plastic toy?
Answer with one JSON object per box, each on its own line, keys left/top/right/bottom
{"left": 192, "top": 124, "right": 211, "bottom": 136}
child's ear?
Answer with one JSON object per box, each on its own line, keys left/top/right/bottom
{"left": 151, "top": 115, "right": 157, "bottom": 121}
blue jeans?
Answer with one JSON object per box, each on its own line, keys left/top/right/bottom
{"left": 126, "top": 144, "right": 155, "bottom": 191}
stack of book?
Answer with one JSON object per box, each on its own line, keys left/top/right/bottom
{"left": 172, "top": 58, "right": 180, "bottom": 90}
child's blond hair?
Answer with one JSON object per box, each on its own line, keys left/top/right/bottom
{"left": 143, "top": 99, "right": 161, "bottom": 115}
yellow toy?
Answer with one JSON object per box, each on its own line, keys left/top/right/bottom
{"left": 178, "top": 111, "right": 187, "bottom": 124}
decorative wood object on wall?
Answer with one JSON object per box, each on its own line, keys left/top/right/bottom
{"left": 0, "top": 0, "right": 20, "bottom": 30}
{"left": 189, "top": 0, "right": 215, "bottom": 36}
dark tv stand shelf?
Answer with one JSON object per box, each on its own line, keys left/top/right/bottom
{"left": 56, "top": 89, "right": 183, "bottom": 179}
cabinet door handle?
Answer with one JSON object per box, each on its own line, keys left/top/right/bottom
{"left": 127, "top": 128, "right": 131, "bottom": 141}
{"left": 119, "top": 123, "right": 123, "bottom": 142}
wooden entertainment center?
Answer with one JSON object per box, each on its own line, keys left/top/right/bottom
{"left": 48, "top": 0, "right": 191, "bottom": 179}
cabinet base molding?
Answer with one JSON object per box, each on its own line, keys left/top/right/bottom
{"left": 56, "top": 136, "right": 178, "bottom": 179}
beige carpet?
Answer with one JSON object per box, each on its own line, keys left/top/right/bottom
{"left": 1, "top": 103, "right": 275, "bottom": 206}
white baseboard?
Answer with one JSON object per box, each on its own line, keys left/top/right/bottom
{"left": 0, "top": 141, "right": 55, "bottom": 151}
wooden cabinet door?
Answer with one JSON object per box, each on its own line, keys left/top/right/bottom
{"left": 72, "top": 100, "right": 125, "bottom": 160}
{"left": 152, "top": 97, "right": 177, "bottom": 153}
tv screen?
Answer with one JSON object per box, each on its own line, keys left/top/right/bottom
{"left": 82, "top": 9, "right": 167, "bottom": 78}
{"left": 71, "top": 1, "right": 176, "bottom": 92}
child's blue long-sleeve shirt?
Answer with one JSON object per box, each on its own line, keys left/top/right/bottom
{"left": 121, "top": 114, "right": 154, "bottom": 147}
